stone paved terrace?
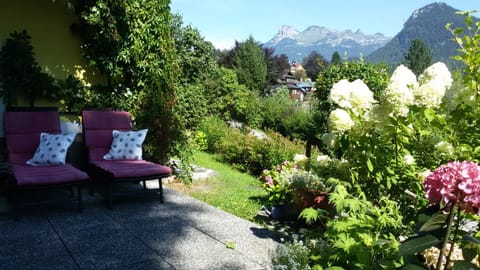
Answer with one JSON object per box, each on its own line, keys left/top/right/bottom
{"left": 0, "top": 183, "right": 281, "bottom": 270}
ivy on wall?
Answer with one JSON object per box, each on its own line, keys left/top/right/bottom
{"left": 73, "top": 0, "right": 183, "bottom": 163}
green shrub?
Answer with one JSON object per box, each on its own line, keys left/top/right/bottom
{"left": 176, "top": 83, "right": 208, "bottom": 130}
{"left": 199, "top": 116, "right": 305, "bottom": 176}
{"left": 252, "top": 130, "right": 304, "bottom": 174}
{"left": 217, "top": 128, "right": 255, "bottom": 172}
{"left": 198, "top": 116, "right": 231, "bottom": 153}
{"left": 261, "top": 87, "right": 295, "bottom": 131}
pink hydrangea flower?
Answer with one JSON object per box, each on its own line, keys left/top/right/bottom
{"left": 423, "top": 161, "right": 480, "bottom": 215}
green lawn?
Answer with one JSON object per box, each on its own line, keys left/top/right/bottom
{"left": 167, "top": 151, "right": 267, "bottom": 221}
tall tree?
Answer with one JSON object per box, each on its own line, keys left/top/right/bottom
{"left": 233, "top": 36, "right": 267, "bottom": 93}
{"left": 263, "top": 47, "right": 290, "bottom": 85}
{"left": 331, "top": 51, "right": 342, "bottom": 65}
{"left": 403, "top": 38, "right": 433, "bottom": 76}
{"left": 171, "top": 14, "right": 218, "bottom": 84}
{"left": 302, "top": 51, "right": 327, "bottom": 80}
{"left": 215, "top": 41, "right": 239, "bottom": 69}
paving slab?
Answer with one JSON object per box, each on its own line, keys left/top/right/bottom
{"left": 0, "top": 185, "right": 280, "bottom": 270}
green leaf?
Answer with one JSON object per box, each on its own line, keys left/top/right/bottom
{"left": 325, "top": 267, "right": 345, "bottom": 270}
{"left": 398, "top": 235, "right": 441, "bottom": 256}
{"left": 462, "top": 242, "right": 480, "bottom": 262}
{"left": 299, "top": 207, "right": 322, "bottom": 224}
{"left": 400, "top": 264, "right": 428, "bottom": 270}
{"left": 367, "top": 158, "right": 374, "bottom": 172}
{"left": 424, "top": 108, "right": 435, "bottom": 122}
{"left": 226, "top": 242, "right": 236, "bottom": 249}
{"left": 419, "top": 212, "right": 448, "bottom": 232}
{"left": 453, "top": 261, "right": 480, "bottom": 270}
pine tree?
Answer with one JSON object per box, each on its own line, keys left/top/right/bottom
{"left": 331, "top": 51, "right": 342, "bottom": 65}
{"left": 404, "top": 39, "right": 433, "bottom": 76}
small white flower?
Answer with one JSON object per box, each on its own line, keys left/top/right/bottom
{"left": 329, "top": 108, "right": 354, "bottom": 132}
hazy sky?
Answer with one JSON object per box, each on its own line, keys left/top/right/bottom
{"left": 170, "top": 0, "right": 479, "bottom": 49}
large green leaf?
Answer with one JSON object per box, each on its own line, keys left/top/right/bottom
{"left": 400, "top": 264, "right": 428, "bottom": 270}
{"left": 366, "top": 158, "right": 374, "bottom": 172}
{"left": 398, "top": 235, "right": 441, "bottom": 256}
{"left": 419, "top": 212, "right": 448, "bottom": 232}
{"left": 462, "top": 241, "right": 480, "bottom": 262}
{"left": 424, "top": 108, "right": 436, "bottom": 122}
{"left": 453, "top": 261, "right": 480, "bottom": 270}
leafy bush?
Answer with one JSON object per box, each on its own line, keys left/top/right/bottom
{"left": 198, "top": 116, "right": 231, "bottom": 153}
{"left": 301, "top": 184, "right": 403, "bottom": 269}
{"left": 199, "top": 116, "right": 304, "bottom": 175}
{"left": 261, "top": 87, "right": 296, "bottom": 131}
{"left": 176, "top": 83, "right": 208, "bottom": 130}
{"left": 251, "top": 130, "right": 304, "bottom": 175}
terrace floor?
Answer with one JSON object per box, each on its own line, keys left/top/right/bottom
{"left": 0, "top": 183, "right": 280, "bottom": 270}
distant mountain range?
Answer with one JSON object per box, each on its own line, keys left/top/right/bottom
{"left": 264, "top": 25, "right": 391, "bottom": 62}
{"left": 264, "top": 2, "right": 478, "bottom": 66}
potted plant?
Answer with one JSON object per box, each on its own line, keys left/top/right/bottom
{"left": 290, "top": 170, "right": 332, "bottom": 213}
{"left": 258, "top": 161, "right": 296, "bottom": 220}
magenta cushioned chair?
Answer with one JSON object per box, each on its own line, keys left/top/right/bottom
{"left": 4, "top": 108, "right": 89, "bottom": 219}
{"left": 81, "top": 110, "right": 172, "bottom": 208}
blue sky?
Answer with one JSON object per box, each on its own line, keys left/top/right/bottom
{"left": 170, "top": 1, "right": 479, "bottom": 49}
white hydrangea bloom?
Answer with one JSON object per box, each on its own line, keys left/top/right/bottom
{"left": 389, "top": 64, "right": 418, "bottom": 88}
{"left": 444, "top": 85, "right": 477, "bottom": 112}
{"left": 329, "top": 108, "right": 354, "bottom": 132}
{"left": 329, "top": 79, "right": 376, "bottom": 115}
{"left": 403, "top": 154, "right": 415, "bottom": 165}
{"left": 435, "top": 141, "right": 454, "bottom": 157}
{"left": 383, "top": 81, "right": 414, "bottom": 116}
{"left": 414, "top": 62, "right": 452, "bottom": 108}
{"left": 294, "top": 154, "right": 308, "bottom": 163}
{"left": 414, "top": 83, "right": 445, "bottom": 108}
{"left": 349, "top": 79, "right": 377, "bottom": 115}
{"left": 382, "top": 65, "right": 418, "bottom": 116}
{"left": 363, "top": 104, "right": 391, "bottom": 133}
{"left": 316, "top": 155, "right": 332, "bottom": 167}
{"left": 418, "top": 62, "right": 452, "bottom": 90}
{"left": 321, "top": 132, "right": 337, "bottom": 149}
{"left": 329, "top": 79, "right": 352, "bottom": 109}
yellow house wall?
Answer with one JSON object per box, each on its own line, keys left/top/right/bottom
{"left": 0, "top": 0, "right": 97, "bottom": 81}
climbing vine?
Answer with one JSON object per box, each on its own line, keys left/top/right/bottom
{"left": 73, "top": 0, "right": 183, "bottom": 163}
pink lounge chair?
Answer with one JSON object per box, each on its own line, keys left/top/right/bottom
{"left": 4, "top": 108, "right": 89, "bottom": 219}
{"left": 81, "top": 110, "right": 172, "bottom": 208}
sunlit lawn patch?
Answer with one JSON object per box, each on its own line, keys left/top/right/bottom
{"left": 166, "top": 151, "right": 267, "bottom": 221}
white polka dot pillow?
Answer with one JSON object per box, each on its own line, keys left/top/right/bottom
{"left": 26, "top": 133, "right": 76, "bottom": 166}
{"left": 103, "top": 129, "right": 148, "bottom": 160}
